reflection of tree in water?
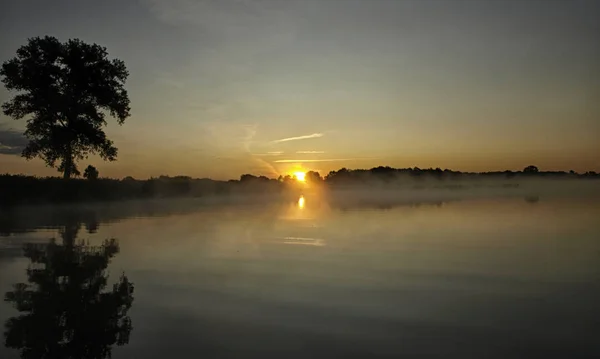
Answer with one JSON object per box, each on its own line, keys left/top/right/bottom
{"left": 524, "top": 195, "right": 540, "bottom": 204}
{"left": 3, "top": 221, "right": 134, "bottom": 359}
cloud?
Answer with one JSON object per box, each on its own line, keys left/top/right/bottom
{"left": 141, "top": 0, "right": 292, "bottom": 40}
{"left": 0, "top": 127, "right": 27, "bottom": 155}
{"left": 296, "top": 151, "right": 325, "bottom": 154}
{"left": 274, "top": 158, "right": 362, "bottom": 163}
{"left": 252, "top": 151, "right": 283, "bottom": 156}
{"left": 250, "top": 156, "right": 280, "bottom": 177}
{"left": 241, "top": 124, "right": 257, "bottom": 152}
{"left": 271, "top": 133, "right": 324, "bottom": 143}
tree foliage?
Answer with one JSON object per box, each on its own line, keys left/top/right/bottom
{"left": 83, "top": 164, "right": 99, "bottom": 180}
{"left": 523, "top": 165, "right": 539, "bottom": 174}
{"left": 305, "top": 171, "right": 323, "bottom": 183}
{"left": 0, "top": 36, "right": 130, "bottom": 178}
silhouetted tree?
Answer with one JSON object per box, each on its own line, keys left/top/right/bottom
{"left": 4, "top": 221, "right": 134, "bottom": 359}
{"left": 83, "top": 164, "right": 99, "bottom": 180}
{"left": 240, "top": 174, "right": 257, "bottom": 182}
{"left": 0, "top": 36, "right": 131, "bottom": 179}
{"left": 85, "top": 219, "right": 100, "bottom": 234}
{"left": 141, "top": 179, "right": 156, "bottom": 197}
{"left": 523, "top": 165, "right": 539, "bottom": 174}
{"left": 370, "top": 166, "right": 394, "bottom": 175}
{"left": 305, "top": 171, "right": 323, "bottom": 183}
{"left": 325, "top": 168, "right": 351, "bottom": 184}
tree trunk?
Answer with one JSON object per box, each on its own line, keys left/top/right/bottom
{"left": 63, "top": 144, "right": 73, "bottom": 179}
{"left": 63, "top": 164, "right": 71, "bottom": 179}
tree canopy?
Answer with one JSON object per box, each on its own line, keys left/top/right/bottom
{"left": 83, "top": 164, "right": 99, "bottom": 180}
{"left": 523, "top": 165, "right": 539, "bottom": 174}
{"left": 0, "top": 36, "right": 130, "bottom": 178}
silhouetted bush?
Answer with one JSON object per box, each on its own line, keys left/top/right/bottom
{"left": 83, "top": 165, "right": 99, "bottom": 180}
{"left": 523, "top": 165, "right": 539, "bottom": 174}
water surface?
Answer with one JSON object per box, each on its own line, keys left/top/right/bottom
{"left": 1, "top": 194, "right": 599, "bottom": 358}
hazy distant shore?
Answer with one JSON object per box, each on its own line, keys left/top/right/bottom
{"left": 1, "top": 170, "right": 598, "bottom": 206}
{"left": 323, "top": 179, "right": 600, "bottom": 207}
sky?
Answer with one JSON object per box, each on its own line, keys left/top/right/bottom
{"left": 0, "top": 0, "right": 599, "bottom": 179}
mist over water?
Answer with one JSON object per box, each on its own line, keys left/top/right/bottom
{"left": 1, "top": 186, "right": 599, "bottom": 358}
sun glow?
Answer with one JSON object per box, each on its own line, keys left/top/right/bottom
{"left": 294, "top": 171, "right": 306, "bottom": 182}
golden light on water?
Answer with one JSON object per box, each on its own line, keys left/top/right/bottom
{"left": 294, "top": 171, "right": 306, "bottom": 182}
{"left": 298, "top": 195, "right": 305, "bottom": 209}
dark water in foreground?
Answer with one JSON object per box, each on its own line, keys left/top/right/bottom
{"left": 1, "top": 194, "right": 599, "bottom": 358}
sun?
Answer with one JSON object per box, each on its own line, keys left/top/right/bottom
{"left": 294, "top": 171, "right": 306, "bottom": 182}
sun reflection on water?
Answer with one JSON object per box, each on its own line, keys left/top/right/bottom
{"left": 298, "top": 195, "right": 305, "bottom": 209}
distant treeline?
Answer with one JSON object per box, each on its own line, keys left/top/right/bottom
{"left": 0, "top": 165, "right": 598, "bottom": 205}
{"left": 320, "top": 165, "right": 599, "bottom": 185}
{"left": 0, "top": 175, "right": 288, "bottom": 206}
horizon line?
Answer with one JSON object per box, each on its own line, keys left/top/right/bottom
{"left": 2, "top": 165, "right": 598, "bottom": 181}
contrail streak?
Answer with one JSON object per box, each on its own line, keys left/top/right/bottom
{"left": 272, "top": 133, "right": 323, "bottom": 143}
{"left": 274, "top": 158, "right": 359, "bottom": 163}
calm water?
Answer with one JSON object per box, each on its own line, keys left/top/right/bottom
{"left": 1, "top": 194, "right": 599, "bottom": 358}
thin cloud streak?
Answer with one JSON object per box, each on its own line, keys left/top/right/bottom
{"left": 274, "top": 158, "right": 371, "bottom": 163}
{"left": 252, "top": 152, "right": 284, "bottom": 156}
{"left": 272, "top": 133, "right": 324, "bottom": 143}
{"left": 296, "top": 151, "right": 325, "bottom": 154}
